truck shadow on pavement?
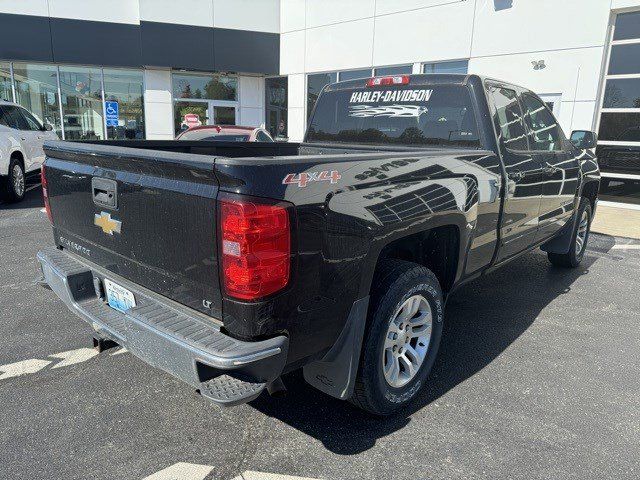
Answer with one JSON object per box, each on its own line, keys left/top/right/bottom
{"left": 0, "top": 185, "right": 44, "bottom": 210}
{"left": 250, "top": 245, "right": 609, "bottom": 455}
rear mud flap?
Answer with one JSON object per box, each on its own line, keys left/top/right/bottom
{"left": 303, "top": 296, "right": 369, "bottom": 400}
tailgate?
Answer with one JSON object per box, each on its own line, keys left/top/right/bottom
{"left": 43, "top": 141, "right": 222, "bottom": 319}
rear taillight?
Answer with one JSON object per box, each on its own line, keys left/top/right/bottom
{"left": 366, "top": 75, "right": 410, "bottom": 87}
{"left": 219, "top": 193, "right": 291, "bottom": 301}
{"left": 41, "top": 164, "right": 52, "bottom": 223}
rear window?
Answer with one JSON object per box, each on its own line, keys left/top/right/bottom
{"left": 306, "top": 84, "right": 481, "bottom": 148}
{"left": 179, "top": 129, "right": 250, "bottom": 142}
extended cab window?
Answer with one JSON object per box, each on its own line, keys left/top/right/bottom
{"left": 487, "top": 85, "right": 528, "bottom": 151}
{"left": 306, "top": 84, "right": 481, "bottom": 148}
{"left": 521, "top": 93, "right": 563, "bottom": 151}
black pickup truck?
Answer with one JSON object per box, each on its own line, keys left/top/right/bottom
{"left": 38, "top": 74, "right": 600, "bottom": 415}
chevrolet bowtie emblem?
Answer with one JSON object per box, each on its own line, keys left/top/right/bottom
{"left": 94, "top": 211, "right": 122, "bottom": 235}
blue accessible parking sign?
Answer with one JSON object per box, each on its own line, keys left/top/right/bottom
{"left": 105, "top": 101, "right": 119, "bottom": 127}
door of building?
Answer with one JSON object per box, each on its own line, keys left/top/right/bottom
{"left": 265, "top": 76, "right": 288, "bottom": 140}
{"left": 174, "top": 100, "right": 237, "bottom": 136}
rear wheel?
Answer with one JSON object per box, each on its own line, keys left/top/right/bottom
{"left": 547, "top": 198, "right": 592, "bottom": 268}
{"left": 349, "top": 260, "right": 444, "bottom": 415}
{"left": 0, "top": 157, "right": 25, "bottom": 203}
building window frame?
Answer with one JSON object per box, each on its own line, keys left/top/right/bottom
{"left": 596, "top": 11, "right": 640, "bottom": 150}
{"left": 170, "top": 70, "right": 241, "bottom": 136}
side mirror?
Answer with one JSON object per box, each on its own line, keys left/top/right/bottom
{"left": 43, "top": 123, "right": 53, "bottom": 131}
{"left": 570, "top": 130, "right": 597, "bottom": 149}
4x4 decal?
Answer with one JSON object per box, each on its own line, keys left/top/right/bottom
{"left": 283, "top": 170, "right": 341, "bottom": 188}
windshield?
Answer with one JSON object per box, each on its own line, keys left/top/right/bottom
{"left": 306, "top": 84, "right": 481, "bottom": 148}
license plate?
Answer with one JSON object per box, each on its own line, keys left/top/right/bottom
{"left": 104, "top": 278, "right": 136, "bottom": 313}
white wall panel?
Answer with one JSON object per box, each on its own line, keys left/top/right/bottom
{"left": 373, "top": 1, "right": 474, "bottom": 66}
{"left": 469, "top": 47, "right": 606, "bottom": 103}
{"left": 305, "top": 0, "right": 374, "bottom": 29}
{"left": 280, "top": 30, "right": 305, "bottom": 74}
{"left": 213, "top": 0, "right": 280, "bottom": 33}
{"left": 144, "top": 68, "right": 173, "bottom": 103}
{"left": 240, "top": 107, "right": 264, "bottom": 126}
{"left": 375, "top": 0, "right": 465, "bottom": 16}
{"left": 144, "top": 105, "right": 175, "bottom": 139}
{"left": 0, "top": 0, "right": 48, "bottom": 16}
{"left": 305, "top": 18, "right": 374, "bottom": 72}
{"left": 471, "top": 0, "right": 611, "bottom": 58}
{"left": 280, "top": 0, "right": 305, "bottom": 32}
{"left": 239, "top": 75, "right": 264, "bottom": 108}
{"left": 287, "top": 107, "right": 305, "bottom": 141}
{"left": 48, "top": 0, "right": 139, "bottom": 24}
{"left": 288, "top": 74, "right": 305, "bottom": 109}
{"left": 143, "top": 68, "right": 175, "bottom": 139}
{"left": 139, "top": 0, "right": 213, "bottom": 27}
{"left": 611, "top": 0, "right": 640, "bottom": 11}
{"left": 567, "top": 101, "right": 598, "bottom": 132}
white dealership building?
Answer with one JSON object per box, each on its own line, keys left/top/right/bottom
{"left": 1, "top": 1, "right": 640, "bottom": 204}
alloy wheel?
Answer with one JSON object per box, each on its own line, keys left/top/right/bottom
{"left": 382, "top": 294, "right": 433, "bottom": 388}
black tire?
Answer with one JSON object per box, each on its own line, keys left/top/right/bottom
{"left": 0, "top": 156, "right": 26, "bottom": 203}
{"left": 349, "top": 259, "right": 444, "bottom": 415}
{"left": 547, "top": 198, "right": 592, "bottom": 268}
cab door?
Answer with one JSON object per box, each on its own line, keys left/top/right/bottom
{"left": 520, "top": 92, "right": 580, "bottom": 242}
{"left": 486, "top": 83, "right": 544, "bottom": 262}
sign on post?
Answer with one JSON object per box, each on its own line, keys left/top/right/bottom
{"left": 105, "top": 101, "right": 119, "bottom": 127}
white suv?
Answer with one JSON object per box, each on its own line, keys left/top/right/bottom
{"left": 0, "top": 101, "right": 59, "bottom": 203}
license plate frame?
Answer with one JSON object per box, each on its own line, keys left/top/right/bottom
{"left": 104, "top": 278, "right": 136, "bottom": 313}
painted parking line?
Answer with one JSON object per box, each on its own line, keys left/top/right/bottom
{"left": 611, "top": 244, "right": 640, "bottom": 250}
{"left": 50, "top": 347, "right": 99, "bottom": 369}
{"left": 0, "top": 346, "right": 128, "bottom": 381}
{"left": 235, "top": 472, "right": 320, "bottom": 480}
{"left": 143, "top": 462, "right": 213, "bottom": 480}
{"left": 0, "top": 359, "right": 52, "bottom": 380}
{"left": 143, "top": 464, "right": 320, "bottom": 480}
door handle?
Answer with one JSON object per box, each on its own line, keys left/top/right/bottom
{"left": 507, "top": 170, "right": 524, "bottom": 182}
{"left": 543, "top": 162, "right": 559, "bottom": 176}
{"left": 20, "top": 137, "right": 26, "bottom": 141}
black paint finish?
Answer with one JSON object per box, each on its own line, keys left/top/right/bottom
{"left": 41, "top": 74, "right": 600, "bottom": 375}
{"left": 0, "top": 14, "right": 280, "bottom": 75}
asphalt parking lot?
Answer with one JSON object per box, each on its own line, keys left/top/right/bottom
{"left": 1, "top": 187, "right": 639, "bottom": 480}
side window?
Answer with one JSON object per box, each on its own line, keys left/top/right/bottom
{"left": 19, "top": 107, "right": 43, "bottom": 131}
{"left": 486, "top": 85, "right": 528, "bottom": 151}
{"left": 256, "top": 130, "right": 273, "bottom": 142}
{"left": 521, "top": 93, "right": 562, "bottom": 151}
{"left": 3, "top": 105, "right": 30, "bottom": 130}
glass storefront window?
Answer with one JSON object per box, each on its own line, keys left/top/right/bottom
{"left": 265, "top": 76, "right": 287, "bottom": 139}
{"left": 613, "top": 11, "right": 640, "bottom": 41}
{"left": 172, "top": 73, "right": 237, "bottom": 101}
{"left": 423, "top": 60, "right": 469, "bottom": 74}
{"left": 103, "top": 69, "right": 145, "bottom": 140}
{"left": 174, "top": 101, "right": 208, "bottom": 136}
{"left": 59, "top": 66, "right": 104, "bottom": 140}
{"left": 12, "top": 63, "right": 61, "bottom": 137}
{"left": 0, "top": 62, "right": 12, "bottom": 102}
{"left": 608, "top": 44, "right": 640, "bottom": 75}
{"left": 338, "top": 69, "right": 372, "bottom": 81}
{"left": 307, "top": 72, "right": 337, "bottom": 120}
{"left": 604, "top": 78, "right": 640, "bottom": 108}
{"left": 374, "top": 65, "right": 412, "bottom": 76}
{"left": 598, "top": 112, "right": 640, "bottom": 142}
